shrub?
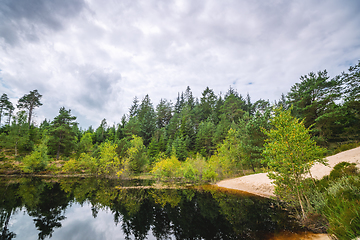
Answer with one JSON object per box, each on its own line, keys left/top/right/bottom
{"left": 151, "top": 155, "right": 181, "bottom": 180}
{"left": 181, "top": 156, "right": 206, "bottom": 182}
{"left": 22, "top": 143, "right": 48, "bottom": 173}
{"left": 333, "top": 142, "right": 360, "bottom": 154}
{"left": 329, "top": 162, "right": 358, "bottom": 180}
{"left": 323, "top": 176, "right": 360, "bottom": 239}
{"left": 62, "top": 153, "right": 96, "bottom": 174}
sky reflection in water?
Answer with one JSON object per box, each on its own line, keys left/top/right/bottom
{"left": 1, "top": 177, "right": 303, "bottom": 240}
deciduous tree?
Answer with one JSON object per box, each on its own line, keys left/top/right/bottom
{"left": 262, "top": 107, "right": 327, "bottom": 219}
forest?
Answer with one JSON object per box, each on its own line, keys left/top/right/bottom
{"left": 0, "top": 61, "right": 359, "bottom": 178}
{"left": 0, "top": 61, "right": 359, "bottom": 238}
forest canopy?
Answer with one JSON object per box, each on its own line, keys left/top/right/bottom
{"left": 0, "top": 61, "right": 359, "bottom": 179}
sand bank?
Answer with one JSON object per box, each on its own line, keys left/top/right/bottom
{"left": 216, "top": 146, "right": 360, "bottom": 198}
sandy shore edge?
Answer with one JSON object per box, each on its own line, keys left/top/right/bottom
{"left": 216, "top": 146, "right": 360, "bottom": 198}
{"left": 216, "top": 147, "right": 360, "bottom": 240}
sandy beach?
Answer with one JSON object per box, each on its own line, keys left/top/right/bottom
{"left": 216, "top": 147, "right": 360, "bottom": 240}
{"left": 216, "top": 146, "right": 360, "bottom": 198}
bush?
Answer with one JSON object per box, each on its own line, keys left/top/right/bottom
{"left": 333, "top": 142, "right": 360, "bottom": 155}
{"left": 0, "top": 151, "right": 6, "bottom": 161}
{"left": 329, "top": 162, "right": 358, "bottom": 180}
{"left": 151, "top": 155, "right": 181, "bottom": 180}
{"left": 62, "top": 153, "right": 96, "bottom": 174}
{"left": 181, "top": 156, "right": 206, "bottom": 182}
{"left": 323, "top": 176, "right": 360, "bottom": 239}
{"left": 22, "top": 143, "right": 48, "bottom": 173}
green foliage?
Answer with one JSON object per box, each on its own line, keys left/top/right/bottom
{"left": 181, "top": 155, "right": 206, "bottom": 182}
{"left": 94, "top": 118, "right": 108, "bottom": 144}
{"left": 204, "top": 128, "right": 241, "bottom": 180}
{"left": 4, "top": 110, "right": 30, "bottom": 156}
{"left": 124, "top": 135, "right": 148, "bottom": 174}
{"left": 220, "top": 93, "right": 245, "bottom": 123}
{"left": 0, "top": 150, "right": 6, "bottom": 161}
{"left": 287, "top": 70, "right": 342, "bottom": 145}
{"left": 151, "top": 155, "right": 181, "bottom": 180}
{"left": 97, "top": 141, "right": 122, "bottom": 176}
{"left": 262, "top": 107, "right": 327, "bottom": 219}
{"left": 78, "top": 132, "right": 93, "bottom": 154}
{"left": 0, "top": 93, "right": 14, "bottom": 126}
{"left": 322, "top": 176, "right": 360, "bottom": 239}
{"left": 172, "top": 136, "right": 188, "bottom": 161}
{"left": 196, "top": 120, "right": 215, "bottom": 157}
{"left": 16, "top": 89, "right": 42, "bottom": 127}
{"left": 199, "top": 87, "right": 217, "bottom": 121}
{"left": 156, "top": 98, "right": 172, "bottom": 129}
{"left": 329, "top": 162, "right": 358, "bottom": 180}
{"left": 138, "top": 94, "right": 156, "bottom": 146}
{"left": 47, "top": 107, "right": 77, "bottom": 159}
{"left": 238, "top": 111, "right": 270, "bottom": 172}
{"left": 62, "top": 153, "right": 96, "bottom": 174}
{"left": 333, "top": 142, "right": 360, "bottom": 154}
{"left": 22, "top": 141, "right": 48, "bottom": 173}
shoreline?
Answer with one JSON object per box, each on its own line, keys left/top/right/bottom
{"left": 216, "top": 146, "right": 360, "bottom": 198}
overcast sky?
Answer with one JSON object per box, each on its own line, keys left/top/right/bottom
{"left": 1, "top": 0, "right": 359, "bottom": 128}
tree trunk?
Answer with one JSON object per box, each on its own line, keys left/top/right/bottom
{"left": 56, "top": 143, "right": 60, "bottom": 160}
{"left": 15, "top": 141, "right": 18, "bottom": 157}
{"left": 294, "top": 176, "right": 305, "bottom": 219}
{"left": 28, "top": 108, "right": 33, "bottom": 129}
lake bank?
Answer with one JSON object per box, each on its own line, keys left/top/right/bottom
{"left": 216, "top": 146, "right": 360, "bottom": 240}
{"left": 216, "top": 146, "right": 360, "bottom": 197}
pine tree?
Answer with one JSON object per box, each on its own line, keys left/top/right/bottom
{"left": 0, "top": 93, "right": 14, "bottom": 126}
{"left": 17, "top": 90, "right": 42, "bottom": 128}
{"left": 138, "top": 95, "right": 156, "bottom": 146}
{"left": 48, "top": 107, "right": 77, "bottom": 159}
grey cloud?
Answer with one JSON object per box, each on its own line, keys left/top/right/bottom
{"left": 75, "top": 65, "right": 122, "bottom": 110}
{"left": 0, "top": 0, "right": 86, "bottom": 45}
{"left": 1, "top": 0, "right": 360, "bottom": 128}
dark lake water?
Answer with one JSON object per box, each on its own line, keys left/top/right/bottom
{"left": 0, "top": 177, "right": 309, "bottom": 240}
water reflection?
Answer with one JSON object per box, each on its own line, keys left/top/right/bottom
{"left": 0, "top": 177, "right": 302, "bottom": 240}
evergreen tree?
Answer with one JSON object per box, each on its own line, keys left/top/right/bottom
{"left": 342, "top": 60, "right": 360, "bottom": 101}
{"left": 275, "top": 93, "right": 288, "bottom": 110}
{"left": 3, "top": 111, "right": 29, "bottom": 156}
{"left": 0, "top": 94, "right": 14, "bottom": 126}
{"left": 239, "top": 111, "right": 270, "bottom": 172}
{"left": 336, "top": 61, "right": 360, "bottom": 141}
{"left": 138, "top": 95, "right": 156, "bottom": 146}
{"left": 253, "top": 99, "right": 270, "bottom": 113}
{"left": 129, "top": 96, "right": 139, "bottom": 117}
{"left": 244, "top": 93, "right": 254, "bottom": 115}
{"left": 95, "top": 119, "right": 107, "bottom": 143}
{"left": 172, "top": 136, "right": 188, "bottom": 161}
{"left": 156, "top": 98, "right": 172, "bottom": 129}
{"left": 199, "top": 87, "right": 217, "bottom": 121}
{"left": 220, "top": 93, "right": 245, "bottom": 123}
{"left": 287, "top": 70, "right": 341, "bottom": 141}
{"left": 184, "top": 86, "right": 195, "bottom": 109}
{"left": 123, "top": 117, "right": 141, "bottom": 138}
{"left": 48, "top": 107, "right": 77, "bottom": 159}
{"left": 174, "top": 93, "right": 183, "bottom": 114}
{"left": 196, "top": 120, "right": 215, "bottom": 157}
{"left": 17, "top": 90, "right": 42, "bottom": 128}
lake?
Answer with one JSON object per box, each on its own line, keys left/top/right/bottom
{"left": 0, "top": 177, "right": 313, "bottom": 240}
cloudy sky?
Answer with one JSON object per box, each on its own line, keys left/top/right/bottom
{"left": 1, "top": 0, "right": 359, "bottom": 128}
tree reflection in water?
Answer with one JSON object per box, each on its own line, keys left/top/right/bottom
{"left": 0, "top": 177, "right": 302, "bottom": 240}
